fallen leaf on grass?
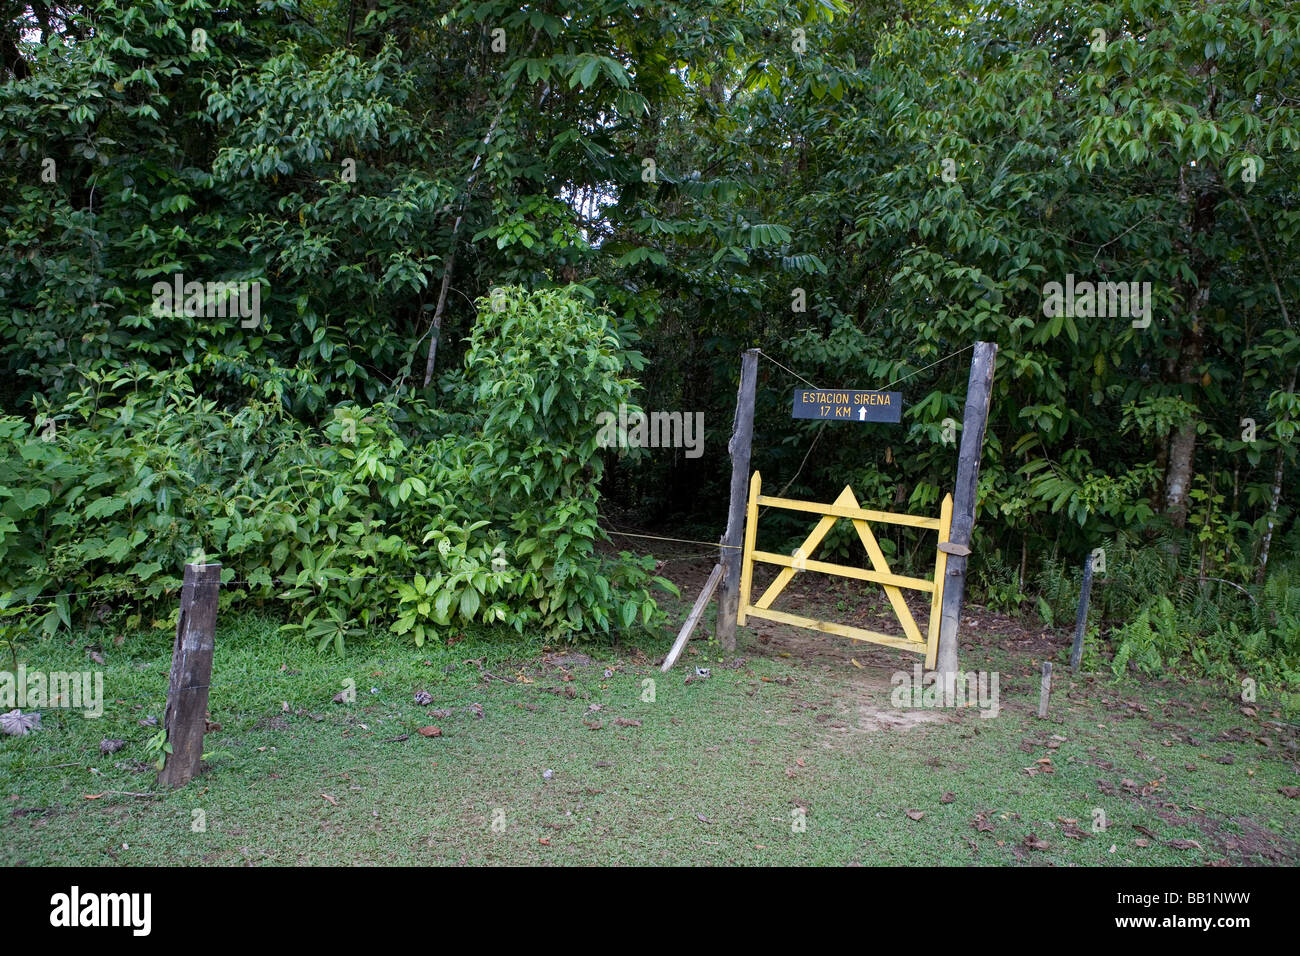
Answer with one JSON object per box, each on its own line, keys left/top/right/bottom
{"left": 613, "top": 717, "right": 641, "bottom": 727}
{"left": 321, "top": 793, "right": 339, "bottom": 806}
{"left": 1165, "top": 839, "right": 1202, "bottom": 850}
{"left": 971, "top": 813, "right": 994, "bottom": 833}
{"left": 413, "top": 691, "right": 433, "bottom": 706}
{"left": 1279, "top": 787, "right": 1300, "bottom": 799}
{"left": 1135, "top": 839, "right": 1150, "bottom": 848}
{"left": 940, "top": 792, "right": 955, "bottom": 804}
{"left": 1023, "top": 833, "right": 1049, "bottom": 851}
{"left": 583, "top": 719, "right": 603, "bottom": 730}
{"left": 905, "top": 810, "right": 925, "bottom": 821}
{"left": 538, "top": 838, "right": 550, "bottom": 846}
{"left": 99, "top": 739, "right": 126, "bottom": 754}
{"left": 416, "top": 726, "right": 442, "bottom": 737}
{"left": 1, "top": 710, "right": 40, "bottom": 736}
{"left": 1062, "top": 823, "right": 1092, "bottom": 841}
{"left": 1133, "top": 824, "right": 1159, "bottom": 839}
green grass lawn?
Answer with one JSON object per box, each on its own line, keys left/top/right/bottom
{"left": 3, "top": 582, "right": 1298, "bottom": 866}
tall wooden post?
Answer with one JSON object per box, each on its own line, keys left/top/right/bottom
{"left": 716, "top": 349, "right": 759, "bottom": 651}
{"left": 936, "top": 342, "right": 997, "bottom": 683}
{"left": 158, "top": 562, "right": 221, "bottom": 788}
{"left": 1069, "top": 552, "right": 1095, "bottom": 673}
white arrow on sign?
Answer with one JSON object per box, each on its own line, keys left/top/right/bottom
{"left": 857, "top": 406, "right": 867, "bottom": 421}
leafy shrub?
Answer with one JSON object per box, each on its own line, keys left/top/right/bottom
{"left": 1110, "top": 596, "right": 1186, "bottom": 678}
{"left": 0, "top": 286, "right": 675, "bottom": 650}
{"left": 971, "top": 548, "right": 1026, "bottom": 614}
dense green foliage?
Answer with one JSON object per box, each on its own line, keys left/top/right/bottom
{"left": 1, "top": 0, "right": 1296, "bottom": 686}
{"left": 0, "top": 285, "right": 671, "bottom": 650}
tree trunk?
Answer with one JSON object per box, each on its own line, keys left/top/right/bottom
{"left": 1163, "top": 295, "right": 1205, "bottom": 528}
{"left": 1163, "top": 165, "right": 1216, "bottom": 528}
{"left": 1256, "top": 363, "right": 1298, "bottom": 584}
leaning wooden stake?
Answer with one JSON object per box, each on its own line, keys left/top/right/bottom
{"left": 158, "top": 563, "right": 221, "bottom": 788}
{"left": 936, "top": 341, "right": 998, "bottom": 685}
{"left": 1037, "top": 661, "right": 1053, "bottom": 719}
{"left": 716, "top": 349, "right": 759, "bottom": 651}
{"left": 662, "top": 564, "right": 724, "bottom": 672}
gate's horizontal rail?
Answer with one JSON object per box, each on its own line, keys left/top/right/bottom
{"left": 750, "top": 549, "right": 935, "bottom": 593}
{"left": 754, "top": 494, "right": 942, "bottom": 530}
{"left": 744, "top": 606, "right": 924, "bottom": 653}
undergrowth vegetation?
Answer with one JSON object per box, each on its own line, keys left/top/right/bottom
{"left": 969, "top": 530, "right": 1300, "bottom": 703}
{"left": 0, "top": 287, "right": 676, "bottom": 652}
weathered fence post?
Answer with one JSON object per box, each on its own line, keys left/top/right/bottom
{"left": 1069, "top": 553, "right": 1095, "bottom": 673}
{"left": 158, "top": 562, "right": 221, "bottom": 788}
{"left": 936, "top": 341, "right": 998, "bottom": 687}
{"left": 716, "top": 349, "right": 759, "bottom": 651}
{"left": 1037, "top": 661, "right": 1053, "bottom": 719}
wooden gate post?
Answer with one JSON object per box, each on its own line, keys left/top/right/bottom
{"left": 158, "top": 562, "right": 221, "bottom": 788}
{"left": 936, "top": 342, "right": 997, "bottom": 684}
{"left": 716, "top": 349, "right": 759, "bottom": 651}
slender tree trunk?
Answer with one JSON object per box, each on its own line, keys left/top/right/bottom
{"left": 1163, "top": 165, "right": 1216, "bottom": 527}
{"left": 1164, "top": 292, "right": 1206, "bottom": 527}
{"left": 1256, "top": 363, "right": 1297, "bottom": 584}
{"left": 1220, "top": 183, "right": 1294, "bottom": 586}
{"left": 419, "top": 27, "right": 542, "bottom": 387}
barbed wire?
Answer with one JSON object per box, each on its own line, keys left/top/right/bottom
{"left": 750, "top": 342, "right": 977, "bottom": 509}
{"left": 755, "top": 349, "right": 821, "bottom": 390}
{"left": 880, "top": 343, "right": 975, "bottom": 391}
{"left": 3, "top": 344, "right": 978, "bottom": 612}
{"left": 19, "top": 650, "right": 614, "bottom": 714}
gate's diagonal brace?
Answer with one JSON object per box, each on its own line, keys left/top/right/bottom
{"left": 748, "top": 484, "right": 857, "bottom": 617}
{"left": 852, "top": 514, "right": 923, "bottom": 645}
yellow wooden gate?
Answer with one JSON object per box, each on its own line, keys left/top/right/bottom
{"left": 737, "top": 472, "right": 954, "bottom": 669}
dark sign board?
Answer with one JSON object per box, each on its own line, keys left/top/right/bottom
{"left": 792, "top": 389, "right": 902, "bottom": 423}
